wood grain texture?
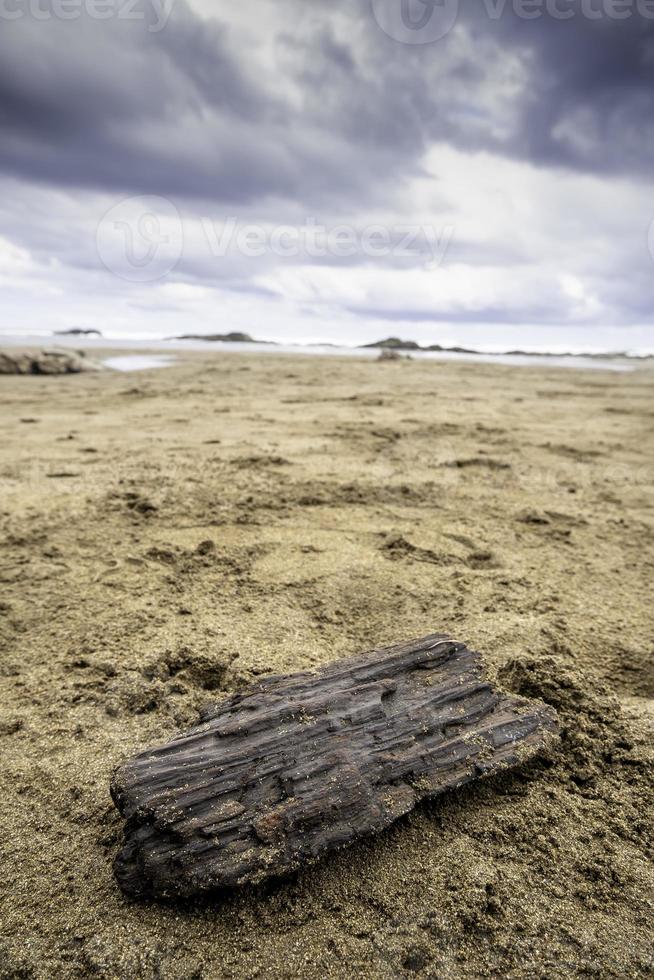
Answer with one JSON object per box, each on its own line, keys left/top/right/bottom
{"left": 111, "top": 634, "right": 557, "bottom": 898}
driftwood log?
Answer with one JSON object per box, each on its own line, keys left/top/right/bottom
{"left": 111, "top": 633, "right": 557, "bottom": 898}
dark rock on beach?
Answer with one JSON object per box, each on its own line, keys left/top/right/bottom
{"left": 0, "top": 349, "right": 106, "bottom": 375}
{"left": 167, "top": 332, "right": 269, "bottom": 344}
{"left": 362, "top": 337, "right": 422, "bottom": 351}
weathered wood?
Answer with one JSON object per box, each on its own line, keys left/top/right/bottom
{"left": 111, "top": 634, "right": 557, "bottom": 898}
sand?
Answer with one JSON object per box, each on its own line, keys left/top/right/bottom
{"left": 0, "top": 350, "right": 652, "bottom": 979}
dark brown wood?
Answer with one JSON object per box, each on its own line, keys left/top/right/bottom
{"left": 111, "top": 634, "right": 557, "bottom": 898}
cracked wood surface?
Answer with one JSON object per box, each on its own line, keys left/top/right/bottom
{"left": 111, "top": 633, "right": 557, "bottom": 898}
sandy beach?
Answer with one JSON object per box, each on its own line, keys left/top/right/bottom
{"left": 0, "top": 350, "right": 652, "bottom": 979}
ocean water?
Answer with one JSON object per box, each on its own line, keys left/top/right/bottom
{"left": 0, "top": 333, "right": 642, "bottom": 373}
{"left": 102, "top": 354, "right": 177, "bottom": 372}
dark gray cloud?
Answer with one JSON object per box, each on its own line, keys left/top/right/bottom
{"left": 0, "top": 4, "right": 289, "bottom": 201}
{"left": 1, "top": 0, "right": 652, "bottom": 208}
{"left": 0, "top": 0, "right": 653, "bottom": 348}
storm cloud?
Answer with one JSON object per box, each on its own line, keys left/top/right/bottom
{"left": 0, "top": 0, "right": 653, "bottom": 350}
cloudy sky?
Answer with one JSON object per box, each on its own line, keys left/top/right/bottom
{"left": 1, "top": 0, "right": 653, "bottom": 351}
